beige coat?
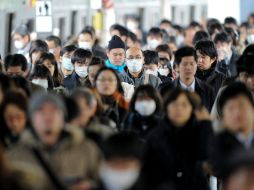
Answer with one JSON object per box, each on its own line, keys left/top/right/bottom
{"left": 6, "top": 126, "right": 101, "bottom": 190}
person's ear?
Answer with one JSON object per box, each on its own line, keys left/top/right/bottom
{"left": 106, "top": 50, "right": 110, "bottom": 58}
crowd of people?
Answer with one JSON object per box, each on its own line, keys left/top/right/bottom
{"left": 1, "top": 13, "right": 254, "bottom": 190}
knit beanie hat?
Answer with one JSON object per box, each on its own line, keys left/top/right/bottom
{"left": 108, "top": 35, "right": 125, "bottom": 51}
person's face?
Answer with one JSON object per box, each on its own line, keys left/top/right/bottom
{"left": 239, "top": 72, "right": 254, "bottom": 91}
{"left": 78, "top": 33, "right": 94, "bottom": 45}
{"left": 77, "top": 97, "right": 96, "bottom": 127}
{"left": 222, "top": 95, "right": 254, "bottom": 134}
{"left": 4, "top": 104, "right": 26, "bottom": 135}
{"left": 126, "top": 37, "right": 135, "bottom": 48}
{"left": 184, "top": 28, "right": 196, "bottom": 46}
{"left": 216, "top": 41, "right": 232, "bottom": 56}
{"left": 6, "top": 66, "right": 25, "bottom": 77}
{"left": 32, "top": 51, "right": 43, "bottom": 65}
{"left": 126, "top": 47, "right": 144, "bottom": 64}
{"left": 96, "top": 70, "right": 118, "bottom": 96}
{"left": 13, "top": 33, "right": 29, "bottom": 49}
{"left": 167, "top": 93, "right": 193, "bottom": 127}
{"left": 177, "top": 56, "right": 197, "bottom": 81}
{"left": 158, "top": 51, "right": 170, "bottom": 61}
{"left": 107, "top": 48, "right": 125, "bottom": 66}
{"left": 43, "top": 59, "right": 55, "bottom": 76}
{"left": 105, "top": 158, "right": 141, "bottom": 171}
{"left": 60, "top": 51, "right": 75, "bottom": 76}
{"left": 32, "top": 102, "right": 64, "bottom": 146}
{"left": 88, "top": 65, "right": 101, "bottom": 86}
{"left": 46, "top": 40, "right": 61, "bottom": 60}
{"left": 196, "top": 51, "right": 216, "bottom": 70}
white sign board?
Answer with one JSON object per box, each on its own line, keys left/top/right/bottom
{"left": 36, "top": 1, "right": 53, "bottom": 33}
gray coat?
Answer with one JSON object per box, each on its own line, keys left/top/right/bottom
{"left": 119, "top": 70, "right": 162, "bottom": 89}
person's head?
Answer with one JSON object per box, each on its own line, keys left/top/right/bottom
{"left": 29, "top": 93, "right": 66, "bottom": 146}
{"left": 45, "top": 35, "right": 62, "bottom": 61}
{"left": 31, "top": 64, "right": 53, "bottom": 90}
{"left": 164, "top": 88, "right": 195, "bottom": 127}
{"left": 78, "top": 28, "right": 96, "bottom": 50}
{"left": 29, "top": 39, "right": 49, "bottom": 65}
{"left": 63, "top": 96, "right": 80, "bottom": 125}
{"left": 88, "top": 57, "right": 105, "bottom": 86}
{"left": 218, "top": 82, "right": 254, "bottom": 134}
{"left": 143, "top": 50, "right": 159, "bottom": 76}
{"left": 146, "top": 27, "right": 163, "bottom": 50}
{"left": 236, "top": 54, "right": 254, "bottom": 91}
{"left": 248, "top": 13, "right": 254, "bottom": 26}
{"left": 247, "top": 25, "right": 254, "bottom": 45}
{"left": 4, "top": 54, "right": 27, "bottom": 77}
{"left": 107, "top": 35, "right": 126, "bottom": 66}
{"left": 214, "top": 32, "right": 233, "bottom": 56}
{"left": 71, "top": 88, "right": 97, "bottom": 127}
{"left": 0, "top": 74, "right": 13, "bottom": 105}
{"left": 130, "top": 85, "right": 162, "bottom": 116}
{"left": 195, "top": 40, "right": 218, "bottom": 70}
{"left": 12, "top": 25, "right": 30, "bottom": 50}
{"left": 1, "top": 91, "right": 28, "bottom": 135}
{"left": 192, "top": 30, "right": 210, "bottom": 46}
{"left": 60, "top": 45, "right": 77, "bottom": 76}
{"left": 100, "top": 133, "right": 144, "bottom": 190}
{"left": 174, "top": 46, "right": 197, "bottom": 82}
{"left": 11, "top": 76, "right": 32, "bottom": 98}
{"left": 183, "top": 26, "right": 197, "bottom": 47}
{"left": 94, "top": 67, "right": 124, "bottom": 96}
{"left": 225, "top": 27, "right": 239, "bottom": 47}
{"left": 110, "top": 24, "right": 129, "bottom": 42}
{"left": 126, "top": 31, "right": 138, "bottom": 48}
{"left": 207, "top": 21, "right": 224, "bottom": 40}
{"left": 71, "top": 48, "right": 93, "bottom": 79}
{"left": 155, "top": 44, "right": 173, "bottom": 76}
{"left": 224, "top": 17, "right": 238, "bottom": 31}
{"left": 243, "top": 44, "right": 254, "bottom": 56}
{"left": 126, "top": 47, "right": 144, "bottom": 74}
{"left": 160, "top": 19, "right": 172, "bottom": 32}
{"left": 35, "top": 52, "right": 58, "bottom": 77}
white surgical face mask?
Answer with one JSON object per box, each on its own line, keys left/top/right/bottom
{"left": 14, "top": 40, "right": 24, "bottom": 50}
{"left": 158, "top": 68, "right": 169, "bottom": 76}
{"left": 100, "top": 165, "right": 140, "bottom": 190}
{"left": 75, "top": 65, "right": 88, "bottom": 78}
{"left": 126, "top": 59, "right": 143, "bottom": 73}
{"left": 78, "top": 41, "right": 92, "bottom": 50}
{"left": 135, "top": 100, "right": 156, "bottom": 116}
{"left": 62, "top": 57, "right": 74, "bottom": 71}
{"left": 247, "top": 34, "right": 254, "bottom": 44}
{"left": 145, "top": 69, "right": 158, "bottom": 77}
{"left": 32, "top": 79, "right": 48, "bottom": 89}
{"left": 147, "top": 39, "right": 160, "bottom": 50}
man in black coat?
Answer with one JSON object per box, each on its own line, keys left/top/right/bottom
{"left": 209, "top": 82, "right": 254, "bottom": 179}
{"left": 172, "top": 46, "right": 215, "bottom": 111}
{"left": 195, "top": 39, "right": 226, "bottom": 95}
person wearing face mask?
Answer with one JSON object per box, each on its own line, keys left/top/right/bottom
{"left": 143, "top": 50, "right": 172, "bottom": 84}
{"left": 12, "top": 25, "right": 31, "bottom": 62}
{"left": 94, "top": 133, "right": 145, "bottom": 190}
{"left": 143, "top": 27, "right": 163, "bottom": 51}
{"left": 246, "top": 25, "right": 254, "bottom": 45}
{"left": 60, "top": 44, "right": 77, "bottom": 77}
{"left": 63, "top": 48, "right": 92, "bottom": 92}
{"left": 123, "top": 85, "right": 162, "bottom": 140}
{"left": 78, "top": 27, "right": 107, "bottom": 60}
{"left": 120, "top": 47, "right": 161, "bottom": 89}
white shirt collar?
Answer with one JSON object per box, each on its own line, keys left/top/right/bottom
{"left": 179, "top": 79, "right": 195, "bottom": 92}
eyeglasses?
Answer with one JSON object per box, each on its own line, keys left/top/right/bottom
{"left": 97, "top": 78, "right": 117, "bottom": 83}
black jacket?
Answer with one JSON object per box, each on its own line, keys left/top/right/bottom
{"left": 123, "top": 112, "right": 162, "bottom": 140}
{"left": 196, "top": 65, "right": 226, "bottom": 95}
{"left": 63, "top": 72, "right": 81, "bottom": 92}
{"left": 158, "top": 72, "right": 172, "bottom": 84}
{"left": 209, "top": 130, "right": 254, "bottom": 179}
{"left": 173, "top": 77, "right": 215, "bottom": 112}
{"left": 92, "top": 44, "right": 107, "bottom": 60}
{"left": 143, "top": 117, "right": 213, "bottom": 190}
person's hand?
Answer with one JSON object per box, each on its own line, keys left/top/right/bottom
{"left": 195, "top": 107, "right": 210, "bottom": 121}
{"left": 217, "top": 48, "right": 228, "bottom": 62}
{"left": 69, "top": 181, "right": 92, "bottom": 190}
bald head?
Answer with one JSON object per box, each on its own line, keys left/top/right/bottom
{"left": 126, "top": 47, "right": 144, "bottom": 61}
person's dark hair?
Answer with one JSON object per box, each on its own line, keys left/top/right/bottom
{"left": 45, "top": 35, "right": 62, "bottom": 47}
{"left": 79, "top": 28, "right": 95, "bottom": 39}
{"left": 11, "top": 76, "right": 32, "bottom": 97}
{"left": 102, "top": 133, "right": 145, "bottom": 161}
{"left": 88, "top": 57, "right": 105, "bottom": 70}
{"left": 195, "top": 39, "right": 218, "bottom": 60}
{"left": 173, "top": 24, "right": 184, "bottom": 34}
{"left": 218, "top": 82, "right": 254, "bottom": 113}
{"left": 163, "top": 87, "right": 195, "bottom": 114}
{"left": 13, "top": 24, "right": 30, "bottom": 38}
{"left": 236, "top": 54, "right": 254, "bottom": 75}
{"left": 214, "top": 32, "right": 232, "bottom": 44}
{"left": 129, "top": 85, "right": 162, "bottom": 114}
{"left": 29, "top": 39, "right": 49, "bottom": 63}
{"left": 110, "top": 24, "right": 129, "bottom": 37}
{"left": 243, "top": 44, "right": 254, "bottom": 55}
{"left": 143, "top": 50, "right": 159, "bottom": 66}
{"left": 155, "top": 44, "right": 173, "bottom": 60}
{"left": 160, "top": 19, "right": 172, "bottom": 26}
{"left": 35, "top": 52, "right": 62, "bottom": 87}
{"left": 174, "top": 46, "right": 196, "bottom": 65}
{"left": 189, "top": 21, "right": 202, "bottom": 29}
{"left": 127, "top": 31, "right": 138, "bottom": 43}
{"left": 192, "top": 31, "right": 210, "bottom": 46}
{"left": 0, "top": 74, "right": 12, "bottom": 95}
{"left": 147, "top": 27, "right": 163, "bottom": 38}
{"left": 4, "top": 54, "right": 27, "bottom": 72}
{"left": 224, "top": 17, "right": 237, "bottom": 25}
{"left": 71, "top": 48, "right": 93, "bottom": 65}
{"left": 208, "top": 22, "right": 224, "bottom": 36}
{"left": 224, "top": 27, "right": 239, "bottom": 46}
{"left": 206, "top": 18, "right": 220, "bottom": 29}
{"left": 60, "top": 44, "right": 77, "bottom": 56}
{"left": 94, "top": 67, "right": 124, "bottom": 95}
{"left": 63, "top": 96, "right": 80, "bottom": 123}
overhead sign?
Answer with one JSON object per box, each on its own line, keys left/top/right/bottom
{"left": 36, "top": 0, "right": 52, "bottom": 33}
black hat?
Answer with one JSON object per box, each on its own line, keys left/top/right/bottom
{"left": 237, "top": 54, "right": 254, "bottom": 74}
{"left": 108, "top": 35, "right": 125, "bottom": 51}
